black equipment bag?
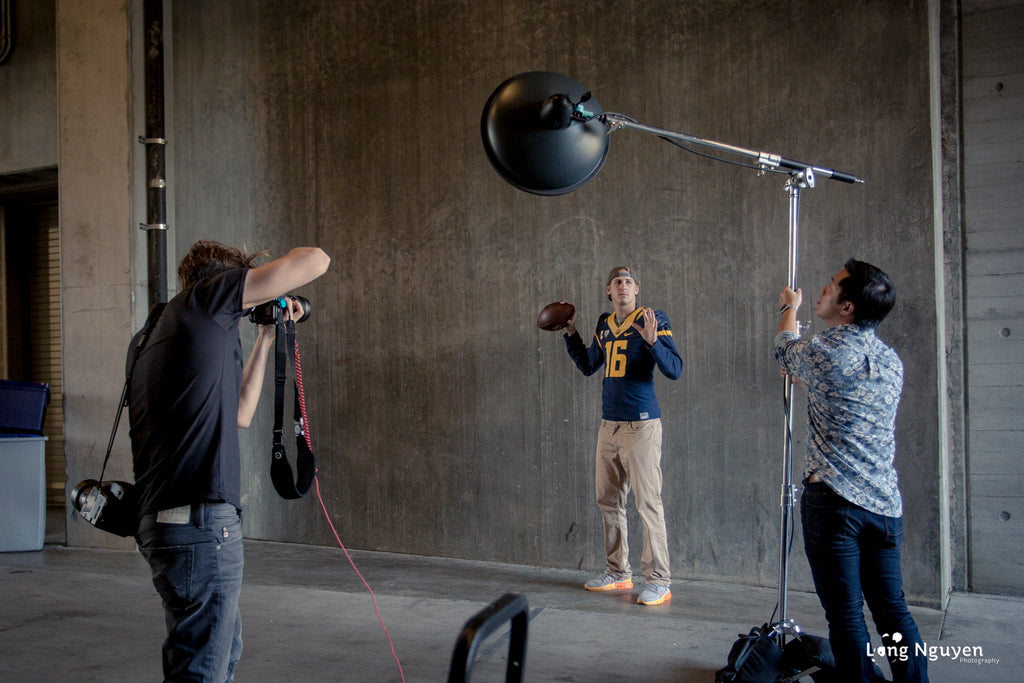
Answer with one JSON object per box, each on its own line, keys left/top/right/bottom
{"left": 715, "top": 624, "right": 786, "bottom": 683}
{"left": 783, "top": 633, "right": 837, "bottom": 682}
{"left": 716, "top": 623, "right": 839, "bottom": 683}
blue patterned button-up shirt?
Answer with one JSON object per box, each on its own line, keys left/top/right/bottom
{"left": 774, "top": 324, "right": 904, "bottom": 517}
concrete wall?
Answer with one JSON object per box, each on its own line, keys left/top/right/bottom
{"left": 961, "top": 0, "right": 1024, "bottom": 595}
{"left": 56, "top": 0, "right": 137, "bottom": 547}
{"left": 163, "top": 0, "right": 943, "bottom": 602}
{"left": 6, "top": 0, "right": 949, "bottom": 604}
{"left": 0, "top": 0, "right": 57, "bottom": 173}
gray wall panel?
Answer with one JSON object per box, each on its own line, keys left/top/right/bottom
{"left": 155, "top": 0, "right": 941, "bottom": 599}
{"left": 0, "top": 0, "right": 964, "bottom": 601}
{"left": 963, "top": 0, "right": 1024, "bottom": 594}
{"left": 0, "top": 0, "right": 58, "bottom": 174}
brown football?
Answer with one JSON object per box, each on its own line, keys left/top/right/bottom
{"left": 537, "top": 301, "right": 575, "bottom": 331}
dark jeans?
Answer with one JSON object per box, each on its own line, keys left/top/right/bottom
{"left": 137, "top": 502, "right": 244, "bottom": 682}
{"left": 801, "top": 482, "right": 929, "bottom": 683}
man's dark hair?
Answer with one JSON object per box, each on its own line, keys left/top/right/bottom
{"left": 177, "top": 240, "right": 266, "bottom": 289}
{"left": 837, "top": 258, "right": 895, "bottom": 328}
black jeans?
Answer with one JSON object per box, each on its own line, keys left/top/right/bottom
{"left": 801, "top": 482, "right": 929, "bottom": 683}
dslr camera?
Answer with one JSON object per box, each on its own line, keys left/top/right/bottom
{"left": 248, "top": 295, "right": 311, "bottom": 325}
{"left": 71, "top": 479, "right": 138, "bottom": 537}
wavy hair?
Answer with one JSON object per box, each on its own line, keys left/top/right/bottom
{"left": 177, "top": 240, "right": 267, "bottom": 289}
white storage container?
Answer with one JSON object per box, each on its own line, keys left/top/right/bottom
{"left": 0, "top": 436, "right": 47, "bottom": 551}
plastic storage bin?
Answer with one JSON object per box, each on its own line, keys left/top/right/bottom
{"left": 0, "top": 436, "right": 47, "bottom": 551}
{"left": 0, "top": 379, "right": 51, "bottom": 435}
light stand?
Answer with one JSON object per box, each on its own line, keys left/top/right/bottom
{"left": 774, "top": 169, "right": 814, "bottom": 647}
{"left": 481, "top": 72, "right": 863, "bottom": 659}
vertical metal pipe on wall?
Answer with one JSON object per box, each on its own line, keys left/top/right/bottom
{"left": 0, "top": 0, "right": 14, "bottom": 65}
{"left": 142, "top": 0, "right": 167, "bottom": 306}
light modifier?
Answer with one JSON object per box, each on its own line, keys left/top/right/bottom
{"left": 480, "top": 71, "right": 610, "bottom": 196}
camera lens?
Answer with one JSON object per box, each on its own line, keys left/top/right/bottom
{"left": 291, "top": 295, "right": 311, "bottom": 323}
{"left": 71, "top": 479, "right": 98, "bottom": 511}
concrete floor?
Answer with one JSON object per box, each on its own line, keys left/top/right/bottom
{"left": 1, "top": 510, "right": 1020, "bottom": 682}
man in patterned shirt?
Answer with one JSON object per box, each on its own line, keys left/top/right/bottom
{"left": 774, "top": 259, "right": 929, "bottom": 682}
{"left": 564, "top": 266, "right": 682, "bottom": 606}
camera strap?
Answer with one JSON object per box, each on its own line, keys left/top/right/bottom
{"left": 99, "top": 302, "right": 167, "bottom": 483}
{"left": 271, "top": 319, "right": 316, "bottom": 499}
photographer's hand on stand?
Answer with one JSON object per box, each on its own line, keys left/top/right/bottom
{"left": 777, "top": 286, "right": 807, "bottom": 389}
{"left": 777, "top": 286, "right": 802, "bottom": 336}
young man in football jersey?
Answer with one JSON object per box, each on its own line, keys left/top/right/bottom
{"left": 563, "top": 266, "right": 682, "bottom": 606}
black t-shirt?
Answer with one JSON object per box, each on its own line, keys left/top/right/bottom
{"left": 128, "top": 268, "right": 248, "bottom": 516}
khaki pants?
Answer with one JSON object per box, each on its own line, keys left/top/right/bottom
{"left": 595, "top": 418, "right": 671, "bottom": 586}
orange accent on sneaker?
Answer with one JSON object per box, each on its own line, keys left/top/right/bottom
{"left": 584, "top": 578, "right": 634, "bottom": 592}
{"left": 637, "top": 588, "right": 672, "bottom": 606}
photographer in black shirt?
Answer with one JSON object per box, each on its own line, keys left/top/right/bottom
{"left": 129, "top": 240, "right": 330, "bottom": 681}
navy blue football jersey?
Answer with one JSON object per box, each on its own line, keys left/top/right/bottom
{"left": 565, "top": 307, "right": 682, "bottom": 421}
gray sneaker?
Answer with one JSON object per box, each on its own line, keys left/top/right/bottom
{"left": 583, "top": 572, "right": 633, "bottom": 592}
{"left": 637, "top": 583, "right": 671, "bottom": 605}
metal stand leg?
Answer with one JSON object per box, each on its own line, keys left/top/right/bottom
{"left": 774, "top": 169, "right": 814, "bottom": 648}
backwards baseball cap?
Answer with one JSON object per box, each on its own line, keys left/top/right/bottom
{"left": 606, "top": 266, "right": 638, "bottom": 286}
